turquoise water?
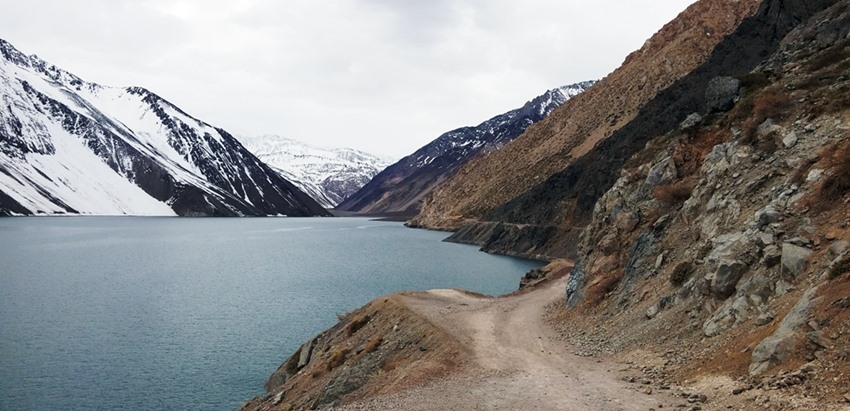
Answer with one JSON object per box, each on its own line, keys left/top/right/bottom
{"left": 0, "top": 217, "right": 540, "bottom": 410}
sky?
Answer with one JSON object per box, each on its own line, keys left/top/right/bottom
{"left": 1, "top": 0, "right": 697, "bottom": 159}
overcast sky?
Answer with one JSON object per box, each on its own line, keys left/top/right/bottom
{"left": 2, "top": 0, "right": 696, "bottom": 158}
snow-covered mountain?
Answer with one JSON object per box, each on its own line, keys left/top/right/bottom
{"left": 236, "top": 135, "right": 394, "bottom": 208}
{"left": 0, "top": 39, "right": 329, "bottom": 216}
{"left": 337, "top": 81, "right": 596, "bottom": 214}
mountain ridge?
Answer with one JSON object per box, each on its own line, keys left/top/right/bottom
{"left": 0, "top": 38, "right": 329, "bottom": 216}
{"left": 236, "top": 135, "right": 394, "bottom": 208}
{"left": 336, "top": 81, "right": 595, "bottom": 214}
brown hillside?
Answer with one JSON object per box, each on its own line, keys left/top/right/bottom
{"left": 412, "top": 0, "right": 762, "bottom": 231}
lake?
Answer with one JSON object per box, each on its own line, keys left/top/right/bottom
{"left": 0, "top": 217, "right": 541, "bottom": 410}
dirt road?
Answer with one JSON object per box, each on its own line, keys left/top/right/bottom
{"left": 338, "top": 275, "right": 676, "bottom": 410}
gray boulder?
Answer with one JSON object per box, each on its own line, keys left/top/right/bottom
{"left": 712, "top": 260, "right": 749, "bottom": 299}
{"left": 750, "top": 288, "right": 820, "bottom": 375}
{"left": 781, "top": 243, "right": 813, "bottom": 276}
{"left": 706, "top": 76, "right": 742, "bottom": 112}
{"left": 829, "top": 240, "right": 849, "bottom": 258}
{"left": 680, "top": 113, "right": 704, "bottom": 130}
{"left": 763, "top": 245, "right": 782, "bottom": 267}
{"left": 755, "top": 206, "right": 780, "bottom": 229}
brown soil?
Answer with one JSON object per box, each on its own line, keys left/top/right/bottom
{"left": 335, "top": 274, "right": 679, "bottom": 410}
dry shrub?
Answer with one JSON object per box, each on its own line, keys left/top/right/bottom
{"left": 742, "top": 90, "right": 792, "bottom": 139}
{"left": 326, "top": 347, "right": 350, "bottom": 371}
{"left": 669, "top": 261, "right": 693, "bottom": 286}
{"left": 819, "top": 143, "right": 850, "bottom": 204}
{"left": 346, "top": 314, "right": 371, "bottom": 336}
{"left": 672, "top": 129, "right": 730, "bottom": 176}
{"left": 653, "top": 179, "right": 696, "bottom": 205}
{"left": 351, "top": 337, "right": 384, "bottom": 364}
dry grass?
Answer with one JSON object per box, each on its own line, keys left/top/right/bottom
{"left": 326, "top": 347, "right": 351, "bottom": 371}
{"left": 742, "top": 89, "right": 791, "bottom": 139}
{"left": 346, "top": 314, "right": 371, "bottom": 336}
{"left": 351, "top": 337, "right": 383, "bottom": 364}
{"left": 653, "top": 179, "right": 696, "bottom": 205}
{"left": 816, "top": 141, "right": 850, "bottom": 205}
{"left": 672, "top": 128, "right": 729, "bottom": 176}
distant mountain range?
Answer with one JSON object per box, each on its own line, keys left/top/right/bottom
{"left": 336, "top": 81, "right": 595, "bottom": 214}
{"left": 236, "top": 135, "right": 394, "bottom": 209}
{"left": 0, "top": 39, "right": 328, "bottom": 216}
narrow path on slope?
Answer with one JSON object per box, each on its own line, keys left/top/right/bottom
{"left": 339, "top": 275, "right": 676, "bottom": 410}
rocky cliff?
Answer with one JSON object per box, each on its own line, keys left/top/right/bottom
{"left": 558, "top": 0, "right": 850, "bottom": 405}
{"left": 336, "top": 82, "right": 593, "bottom": 215}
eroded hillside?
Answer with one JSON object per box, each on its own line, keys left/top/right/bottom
{"left": 412, "top": 0, "right": 763, "bottom": 229}
{"left": 558, "top": 0, "right": 850, "bottom": 407}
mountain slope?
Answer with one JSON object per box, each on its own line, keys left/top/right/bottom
{"left": 236, "top": 135, "right": 394, "bottom": 208}
{"left": 336, "top": 82, "right": 594, "bottom": 214}
{"left": 0, "top": 39, "right": 329, "bottom": 216}
{"left": 411, "top": 0, "right": 766, "bottom": 236}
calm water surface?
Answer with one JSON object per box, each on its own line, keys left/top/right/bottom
{"left": 0, "top": 217, "right": 540, "bottom": 410}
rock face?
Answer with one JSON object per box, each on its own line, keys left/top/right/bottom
{"left": 336, "top": 82, "right": 594, "bottom": 215}
{"left": 0, "top": 39, "right": 329, "bottom": 217}
{"left": 556, "top": 0, "right": 850, "bottom": 396}
{"left": 236, "top": 135, "right": 394, "bottom": 208}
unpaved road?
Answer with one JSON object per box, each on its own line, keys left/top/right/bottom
{"left": 338, "top": 275, "right": 676, "bottom": 410}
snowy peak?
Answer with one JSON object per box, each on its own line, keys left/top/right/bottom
{"left": 0, "top": 38, "right": 329, "bottom": 216}
{"left": 337, "top": 81, "right": 596, "bottom": 214}
{"left": 237, "top": 135, "right": 394, "bottom": 208}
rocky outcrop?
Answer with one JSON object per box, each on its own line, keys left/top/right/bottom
{"left": 556, "top": 0, "right": 850, "bottom": 404}
{"left": 242, "top": 294, "right": 467, "bottom": 411}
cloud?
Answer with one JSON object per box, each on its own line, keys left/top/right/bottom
{"left": 1, "top": 0, "right": 696, "bottom": 158}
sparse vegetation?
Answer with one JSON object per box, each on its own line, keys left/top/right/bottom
{"left": 326, "top": 347, "right": 351, "bottom": 371}
{"left": 653, "top": 179, "right": 696, "bottom": 205}
{"left": 669, "top": 262, "right": 693, "bottom": 286}
{"left": 829, "top": 255, "right": 850, "bottom": 279}
{"left": 742, "top": 89, "right": 792, "bottom": 140}
{"left": 346, "top": 314, "right": 371, "bottom": 336}
{"left": 818, "top": 144, "right": 850, "bottom": 204}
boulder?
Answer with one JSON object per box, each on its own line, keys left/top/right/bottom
{"left": 297, "top": 337, "right": 317, "bottom": 369}
{"left": 712, "top": 260, "right": 749, "bottom": 299}
{"left": 829, "top": 240, "right": 849, "bottom": 258}
{"left": 755, "top": 205, "right": 780, "bottom": 228}
{"left": 680, "top": 112, "right": 704, "bottom": 130}
{"left": 645, "top": 156, "right": 678, "bottom": 188}
{"left": 763, "top": 245, "right": 782, "bottom": 267}
{"left": 750, "top": 287, "right": 820, "bottom": 375}
{"left": 781, "top": 243, "right": 813, "bottom": 276}
{"left": 646, "top": 296, "right": 672, "bottom": 319}
{"left": 782, "top": 131, "right": 799, "bottom": 148}
{"left": 706, "top": 76, "right": 742, "bottom": 112}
